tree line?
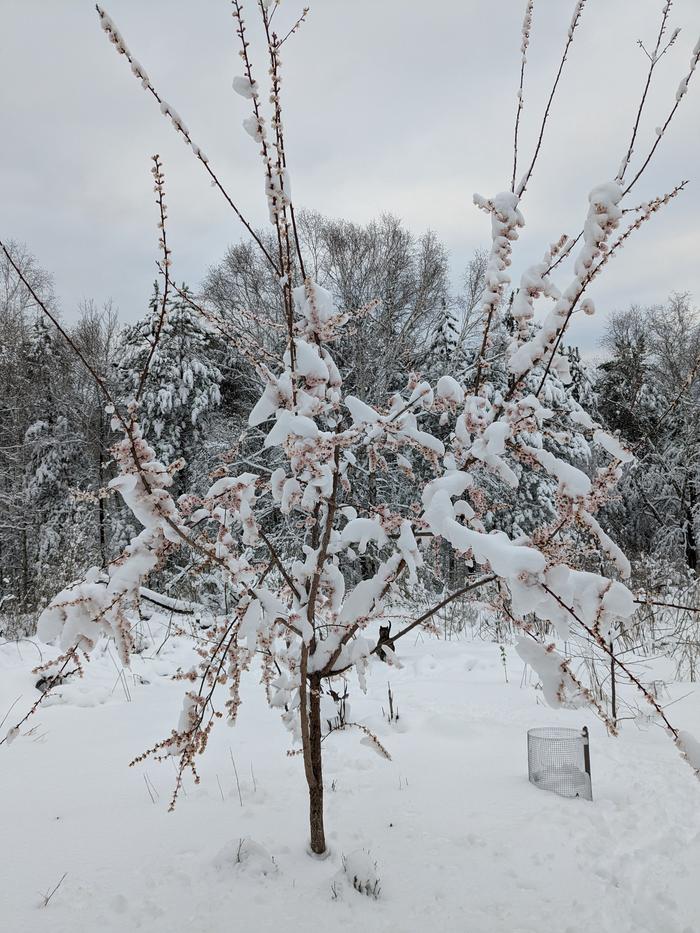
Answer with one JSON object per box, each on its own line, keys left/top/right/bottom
{"left": 0, "top": 217, "right": 698, "bottom": 624}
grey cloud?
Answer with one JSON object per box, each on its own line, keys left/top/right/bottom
{"left": 2, "top": 0, "right": 699, "bottom": 353}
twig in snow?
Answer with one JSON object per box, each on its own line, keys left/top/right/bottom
{"left": 143, "top": 773, "right": 156, "bottom": 804}
{"left": 39, "top": 872, "right": 68, "bottom": 908}
{"left": 229, "top": 747, "right": 244, "bottom": 806}
{"left": 0, "top": 695, "right": 22, "bottom": 732}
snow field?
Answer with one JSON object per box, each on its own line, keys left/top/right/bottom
{"left": 1, "top": 635, "right": 699, "bottom": 933}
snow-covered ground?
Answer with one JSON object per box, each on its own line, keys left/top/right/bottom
{"left": 2, "top": 630, "right": 700, "bottom": 933}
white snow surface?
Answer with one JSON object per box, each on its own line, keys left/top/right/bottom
{"left": 1, "top": 632, "right": 699, "bottom": 932}
{"left": 593, "top": 429, "right": 634, "bottom": 464}
{"left": 232, "top": 75, "right": 258, "bottom": 99}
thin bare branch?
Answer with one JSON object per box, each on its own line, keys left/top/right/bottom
{"left": 389, "top": 574, "right": 497, "bottom": 644}
{"left": 95, "top": 5, "right": 280, "bottom": 275}
{"left": 136, "top": 155, "right": 171, "bottom": 401}
{"left": 278, "top": 6, "right": 310, "bottom": 47}
{"left": 623, "top": 37, "right": 700, "bottom": 196}
{"left": 511, "top": 1, "right": 534, "bottom": 193}
{"left": 532, "top": 180, "right": 687, "bottom": 398}
{"left": 617, "top": 1, "right": 674, "bottom": 184}
{"left": 541, "top": 583, "right": 679, "bottom": 737}
{"left": 516, "top": 0, "right": 586, "bottom": 198}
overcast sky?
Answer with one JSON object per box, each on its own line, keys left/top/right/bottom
{"left": 3, "top": 0, "right": 700, "bottom": 356}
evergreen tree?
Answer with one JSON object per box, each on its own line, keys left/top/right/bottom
{"left": 596, "top": 307, "right": 660, "bottom": 443}
{"left": 117, "top": 283, "right": 224, "bottom": 492}
{"left": 423, "top": 300, "right": 466, "bottom": 381}
{"left": 595, "top": 298, "right": 700, "bottom": 571}
{"left": 22, "top": 319, "right": 85, "bottom": 605}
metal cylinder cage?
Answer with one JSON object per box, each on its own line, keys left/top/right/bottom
{"left": 527, "top": 727, "right": 592, "bottom": 801}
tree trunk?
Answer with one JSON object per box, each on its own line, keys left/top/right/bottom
{"left": 21, "top": 525, "right": 28, "bottom": 602}
{"left": 307, "top": 673, "right": 326, "bottom": 855}
{"left": 610, "top": 639, "right": 617, "bottom": 726}
{"left": 98, "top": 492, "right": 106, "bottom": 569}
{"left": 361, "top": 469, "right": 377, "bottom": 580}
{"left": 685, "top": 487, "right": 697, "bottom": 571}
{"left": 98, "top": 408, "right": 107, "bottom": 569}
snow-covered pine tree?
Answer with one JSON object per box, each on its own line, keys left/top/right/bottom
{"left": 22, "top": 318, "right": 88, "bottom": 606}
{"left": 445, "top": 304, "right": 594, "bottom": 545}
{"left": 565, "top": 345, "right": 596, "bottom": 411}
{"left": 69, "top": 301, "right": 122, "bottom": 570}
{"left": 117, "top": 282, "right": 224, "bottom": 493}
{"left": 0, "top": 251, "right": 119, "bottom": 612}
{"left": 423, "top": 299, "right": 465, "bottom": 380}
{"left": 0, "top": 245, "right": 56, "bottom": 610}
{"left": 596, "top": 307, "right": 660, "bottom": 443}
{"left": 596, "top": 298, "right": 700, "bottom": 570}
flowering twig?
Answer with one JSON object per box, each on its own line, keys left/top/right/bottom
{"left": 515, "top": 0, "right": 586, "bottom": 198}
{"left": 617, "top": 1, "right": 676, "bottom": 184}
{"left": 278, "top": 7, "right": 310, "bottom": 47}
{"left": 511, "top": 0, "right": 534, "bottom": 193}
{"left": 96, "top": 4, "right": 280, "bottom": 275}
{"left": 136, "top": 155, "right": 171, "bottom": 401}
{"left": 623, "top": 33, "right": 700, "bottom": 196}
{"left": 532, "top": 180, "right": 687, "bottom": 398}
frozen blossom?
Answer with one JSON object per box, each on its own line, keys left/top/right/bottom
{"left": 509, "top": 182, "right": 623, "bottom": 378}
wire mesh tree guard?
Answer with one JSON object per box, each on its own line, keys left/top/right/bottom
{"left": 527, "top": 727, "right": 592, "bottom": 800}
